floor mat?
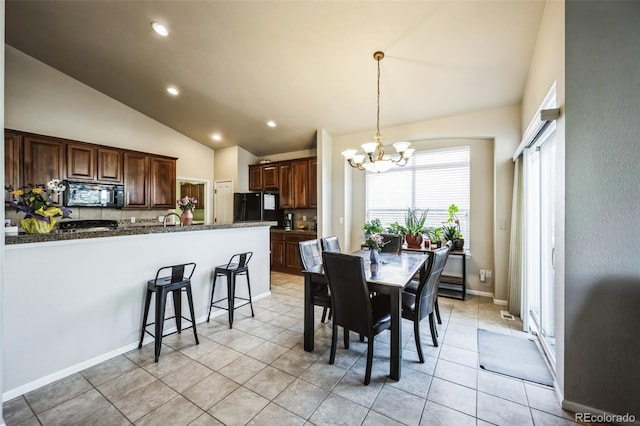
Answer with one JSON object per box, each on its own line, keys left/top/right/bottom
{"left": 477, "top": 329, "right": 554, "bottom": 386}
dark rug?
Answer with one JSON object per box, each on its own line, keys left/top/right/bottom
{"left": 477, "top": 329, "right": 554, "bottom": 386}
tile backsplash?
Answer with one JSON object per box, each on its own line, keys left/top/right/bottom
{"left": 4, "top": 207, "right": 174, "bottom": 226}
{"left": 285, "top": 208, "right": 317, "bottom": 231}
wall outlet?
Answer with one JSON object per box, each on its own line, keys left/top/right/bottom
{"left": 130, "top": 217, "right": 136, "bottom": 224}
{"left": 480, "top": 270, "right": 486, "bottom": 282}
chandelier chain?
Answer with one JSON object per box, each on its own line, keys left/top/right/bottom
{"left": 376, "top": 55, "right": 381, "bottom": 139}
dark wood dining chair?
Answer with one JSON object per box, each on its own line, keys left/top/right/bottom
{"left": 380, "top": 233, "right": 402, "bottom": 254}
{"left": 401, "top": 245, "right": 450, "bottom": 363}
{"left": 298, "top": 240, "right": 331, "bottom": 323}
{"left": 322, "top": 251, "right": 392, "bottom": 385}
{"left": 320, "top": 236, "right": 341, "bottom": 253}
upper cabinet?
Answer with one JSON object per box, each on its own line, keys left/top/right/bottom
{"left": 249, "top": 163, "right": 279, "bottom": 191}
{"left": 278, "top": 163, "right": 293, "bottom": 209}
{"left": 291, "top": 160, "right": 308, "bottom": 208}
{"left": 123, "top": 152, "right": 150, "bottom": 209}
{"left": 308, "top": 158, "right": 317, "bottom": 208}
{"left": 67, "top": 143, "right": 97, "bottom": 181}
{"left": 248, "top": 156, "right": 317, "bottom": 209}
{"left": 97, "top": 147, "right": 123, "bottom": 182}
{"left": 4, "top": 129, "right": 177, "bottom": 210}
{"left": 123, "top": 153, "right": 177, "bottom": 209}
{"left": 150, "top": 156, "right": 176, "bottom": 209}
{"left": 4, "top": 130, "right": 22, "bottom": 204}
{"left": 248, "top": 165, "right": 262, "bottom": 191}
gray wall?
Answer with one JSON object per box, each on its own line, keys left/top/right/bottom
{"left": 565, "top": 1, "right": 640, "bottom": 416}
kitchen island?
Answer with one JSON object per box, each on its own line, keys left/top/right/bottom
{"left": 3, "top": 222, "right": 274, "bottom": 398}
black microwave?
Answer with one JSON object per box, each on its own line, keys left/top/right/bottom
{"left": 65, "top": 181, "right": 125, "bottom": 208}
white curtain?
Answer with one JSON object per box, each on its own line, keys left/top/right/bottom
{"left": 508, "top": 156, "right": 524, "bottom": 316}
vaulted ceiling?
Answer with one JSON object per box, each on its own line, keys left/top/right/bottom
{"left": 6, "top": 1, "right": 546, "bottom": 156}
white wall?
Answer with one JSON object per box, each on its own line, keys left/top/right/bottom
{"left": 3, "top": 226, "right": 271, "bottom": 398}
{"left": 1, "top": 2, "right": 6, "bottom": 423}
{"left": 237, "top": 146, "right": 257, "bottom": 193}
{"left": 520, "top": 0, "right": 566, "bottom": 393}
{"left": 5, "top": 46, "right": 215, "bottom": 187}
{"left": 317, "top": 129, "right": 332, "bottom": 238}
{"left": 331, "top": 105, "right": 520, "bottom": 301}
{"left": 257, "top": 148, "right": 316, "bottom": 163}
{"left": 564, "top": 1, "right": 640, "bottom": 417}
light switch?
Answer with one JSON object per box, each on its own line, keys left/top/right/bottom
{"left": 339, "top": 217, "right": 344, "bottom": 224}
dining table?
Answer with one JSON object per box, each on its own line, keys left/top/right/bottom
{"left": 302, "top": 249, "right": 428, "bottom": 381}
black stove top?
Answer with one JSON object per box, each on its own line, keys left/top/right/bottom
{"left": 58, "top": 220, "right": 119, "bottom": 232}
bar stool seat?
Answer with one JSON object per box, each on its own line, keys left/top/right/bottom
{"left": 207, "top": 252, "right": 254, "bottom": 328}
{"left": 138, "top": 262, "right": 199, "bottom": 362}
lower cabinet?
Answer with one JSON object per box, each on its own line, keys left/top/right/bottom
{"left": 271, "top": 231, "right": 316, "bottom": 274}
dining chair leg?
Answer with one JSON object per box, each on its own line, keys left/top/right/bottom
{"left": 364, "top": 337, "right": 374, "bottom": 385}
{"left": 359, "top": 334, "right": 365, "bottom": 343}
{"left": 413, "top": 317, "right": 425, "bottom": 364}
{"left": 343, "top": 328, "right": 350, "bottom": 349}
{"left": 321, "top": 307, "right": 328, "bottom": 323}
{"left": 328, "top": 309, "right": 333, "bottom": 321}
{"left": 435, "top": 299, "right": 442, "bottom": 324}
{"left": 329, "top": 321, "right": 338, "bottom": 364}
{"left": 429, "top": 313, "right": 439, "bottom": 347}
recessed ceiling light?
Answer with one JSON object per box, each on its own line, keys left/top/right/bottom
{"left": 166, "top": 86, "right": 179, "bottom": 96}
{"left": 267, "top": 121, "right": 277, "bottom": 128}
{"left": 211, "top": 134, "right": 222, "bottom": 141}
{"left": 151, "top": 22, "right": 169, "bottom": 37}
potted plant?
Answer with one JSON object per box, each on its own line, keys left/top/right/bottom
{"left": 443, "top": 203, "right": 464, "bottom": 250}
{"left": 403, "top": 208, "right": 429, "bottom": 248}
{"left": 426, "top": 226, "right": 443, "bottom": 248}
{"left": 362, "top": 218, "right": 383, "bottom": 239}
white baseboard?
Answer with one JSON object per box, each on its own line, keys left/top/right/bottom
{"left": 466, "top": 289, "right": 493, "bottom": 298}
{"left": 493, "top": 298, "right": 508, "bottom": 306}
{"left": 562, "top": 399, "right": 640, "bottom": 425}
{"left": 2, "top": 291, "right": 272, "bottom": 402}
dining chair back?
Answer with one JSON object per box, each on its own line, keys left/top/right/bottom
{"left": 401, "top": 245, "right": 450, "bottom": 362}
{"left": 298, "top": 240, "right": 331, "bottom": 323}
{"left": 322, "top": 251, "right": 392, "bottom": 385}
{"left": 320, "top": 236, "right": 341, "bottom": 253}
{"left": 380, "top": 233, "right": 402, "bottom": 254}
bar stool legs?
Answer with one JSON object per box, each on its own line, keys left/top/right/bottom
{"left": 138, "top": 263, "right": 199, "bottom": 362}
{"left": 207, "top": 252, "right": 255, "bottom": 328}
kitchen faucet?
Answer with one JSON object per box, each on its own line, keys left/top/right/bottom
{"left": 163, "top": 213, "right": 182, "bottom": 227}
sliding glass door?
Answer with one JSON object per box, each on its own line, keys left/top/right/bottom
{"left": 524, "top": 124, "right": 557, "bottom": 366}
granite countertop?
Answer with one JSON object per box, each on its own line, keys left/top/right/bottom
{"left": 5, "top": 221, "right": 277, "bottom": 245}
{"left": 270, "top": 228, "right": 318, "bottom": 236}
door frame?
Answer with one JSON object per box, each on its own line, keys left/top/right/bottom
{"left": 177, "top": 176, "right": 211, "bottom": 224}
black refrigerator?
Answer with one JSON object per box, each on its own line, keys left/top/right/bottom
{"left": 233, "top": 192, "right": 283, "bottom": 226}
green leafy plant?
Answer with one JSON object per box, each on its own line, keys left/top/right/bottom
{"left": 386, "top": 221, "right": 406, "bottom": 236}
{"left": 404, "top": 208, "right": 429, "bottom": 236}
{"left": 363, "top": 218, "right": 383, "bottom": 234}
{"left": 426, "top": 226, "right": 443, "bottom": 242}
{"left": 442, "top": 225, "right": 462, "bottom": 241}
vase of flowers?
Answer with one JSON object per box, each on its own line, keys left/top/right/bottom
{"left": 365, "top": 233, "right": 388, "bottom": 264}
{"left": 177, "top": 196, "right": 197, "bottom": 226}
{"left": 6, "top": 179, "right": 72, "bottom": 233}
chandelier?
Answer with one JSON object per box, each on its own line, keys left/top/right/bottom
{"left": 342, "top": 51, "right": 414, "bottom": 173}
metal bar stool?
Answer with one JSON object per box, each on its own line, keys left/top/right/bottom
{"left": 138, "top": 262, "right": 199, "bottom": 362}
{"left": 207, "top": 252, "right": 254, "bottom": 328}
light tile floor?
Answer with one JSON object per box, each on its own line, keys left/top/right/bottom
{"left": 3, "top": 272, "right": 582, "bottom": 425}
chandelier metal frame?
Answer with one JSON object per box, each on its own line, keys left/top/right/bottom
{"left": 342, "top": 51, "right": 414, "bottom": 173}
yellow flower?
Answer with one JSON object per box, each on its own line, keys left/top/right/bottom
{"left": 11, "top": 189, "right": 24, "bottom": 196}
{"left": 31, "top": 188, "right": 44, "bottom": 195}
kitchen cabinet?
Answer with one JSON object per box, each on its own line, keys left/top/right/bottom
{"left": 97, "top": 147, "right": 123, "bottom": 182}
{"left": 123, "top": 152, "right": 150, "bottom": 208}
{"left": 23, "top": 134, "right": 66, "bottom": 203}
{"left": 248, "top": 165, "right": 262, "bottom": 191}
{"left": 278, "top": 163, "right": 293, "bottom": 209}
{"left": 249, "top": 163, "right": 279, "bottom": 191}
{"left": 270, "top": 230, "right": 316, "bottom": 274}
{"left": 123, "top": 152, "right": 177, "bottom": 209}
{"left": 67, "top": 143, "right": 96, "bottom": 181}
{"left": 308, "top": 158, "right": 317, "bottom": 209}
{"left": 4, "top": 130, "right": 22, "bottom": 204}
{"left": 150, "top": 156, "right": 176, "bottom": 209}
{"left": 180, "top": 182, "right": 205, "bottom": 206}
{"left": 270, "top": 232, "right": 286, "bottom": 269}
{"left": 292, "top": 160, "right": 308, "bottom": 208}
